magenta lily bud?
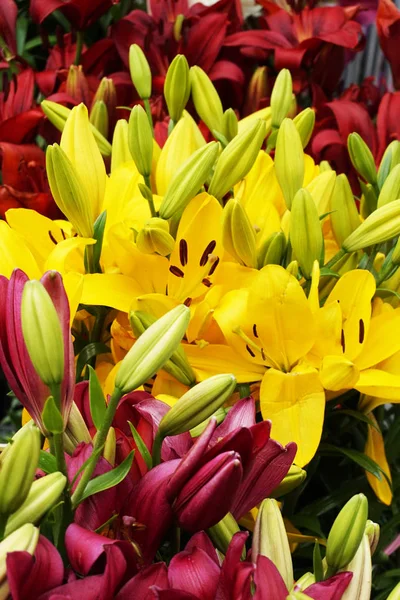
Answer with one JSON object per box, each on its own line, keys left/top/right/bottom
{"left": 174, "top": 451, "right": 243, "bottom": 532}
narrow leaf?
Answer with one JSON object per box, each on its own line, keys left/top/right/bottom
{"left": 313, "top": 541, "right": 324, "bottom": 583}
{"left": 42, "top": 396, "right": 64, "bottom": 434}
{"left": 331, "top": 408, "right": 380, "bottom": 430}
{"left": 92, "top": 210, "right": 107, "bottom": 272}
{"left": 39, "top": 450, "right": 57, "bottom": 474}
{"left": 128, "top": 421, "right": 152, "bottom": 470}
{"left": 80, "top": 451, "right": 134, "bottom": 502}
{"left": 88, "top": 365, "right": 107, "bottom": 431}
{"left": 75, "top": 342, "right": 110, "bottom": 382}
{"left": 320, "top": 443, "right": 383, "bottom": 480}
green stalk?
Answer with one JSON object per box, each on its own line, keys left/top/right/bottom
{"left": 144, "top": 175, "right": 157, "bottom": 217}
{"left": 74, "top": 31, "right": 84, "bottom": 66}
{"left": 143, "top": 98, "right": 154, "bottom": 134}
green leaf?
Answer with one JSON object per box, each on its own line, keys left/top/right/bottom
{"left": 42, "top": 396, "right": 64, "bottom": 434}
{"left": 92, "top": 211, "right": 107, "bottom": 272}
{"left": 80, "top": 451, "right": 135, "bottom": 502}
{"left": 319, "top": 443, "right": 383, "bottom": 480}
{"left": 39, "top": 450, "right": 57, "bottom": 474}
{"left": 330, "top": 408, "right": 379, "bottom": 431}
{"left": 128, "top": 421, "right": 152, "bottom": 470}
{"left": 319, "top": 267, "right": 340, "bottom": 279}
{"left": 88, "top": 365, "right": 107, "bottom": 431}
{"left": 313, "top": 541, "right": 324, "bottom": 583}
{"left": 75, "top": 342, "right": 110, "bottom": 382}
{"left": 376, "top": 288, "right": 400, "bottom": 301}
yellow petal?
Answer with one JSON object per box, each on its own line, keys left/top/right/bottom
{"left": 364, "top": 414, "right": 392, "bottom": 505}
{"left": 355, "top": 368, "right": 400, "bottom": 400}
{"left": 0, "top": 221, "right": 41, "bottom": 279}
{"left": 44, "top": 237, "right": 96, "bottom": 274}
{"left": 152, "top": 370, "right": 189, "bottom": 399}
{"left": 103, "top": 161, "right": 143, "bottom": 232}
{"left": 355, "top": 309, "right": 400, "bottom": 370}
{"left": 319, "top": 355, "right": 360, "bottom": 391}
{"left": 307, "top": 301, "right": 343, "bottom": 367}
{"left": 81, "top": 273, "right": 142, "bottom": 312}
{"left": 260, "top": 366, "right": 325, "bottom": 467}
{"left": 63, "top": 272, "right": 84, "bottom": 323}
{"left": 305, "top": 171, "right": 336, "bottom": 215}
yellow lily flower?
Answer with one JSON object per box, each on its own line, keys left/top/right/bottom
{"left": 364, "top": 413, "right": 392, "bottom": 505}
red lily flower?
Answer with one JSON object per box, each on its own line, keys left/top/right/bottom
{"left": 0, "top": 69, "right": 43, "bottom": 144}
{"left": 377, "top": 0, "right": 400, "bottom": 89}
{"left": 0, "top": 0, "right": 17, "bottom": 60}
{"left": 0, "top": 269, "right": 74, "bottom": 435}
{"left": 376, "top": 92, "right": 400, "bottom": 162}
{"left": 30, "top": 0, "right": 119, "bottom": 30}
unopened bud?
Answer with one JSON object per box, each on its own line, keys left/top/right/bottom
{"left": 66, "top": 65, "right": 90, "bottom": 104}
{"left": 164, "top": 54, "right": 191, "bottom": 123}
{"left": 290, "top": 189, "right": 323, "bottom": 279}
{"left": 189, "top": 406, "right": 227, "bottom": 437}
{"left": 365, "top": 520, "right": 380, "bottom": 556}
{"left": 360, "top": 180, "right": 378, "bottom": 218}
{"left": 90, "top": 100, "right": 108, "bottom": 138}
{"left": 330, "top": 174, "right": 360, "bottom": 246}
{"left": 0, "top": 524, "right": 39, "bottom": 597}
{"left": 159, "top": 142, "right": 219, "bottom": 220}
{"left": 5, "top": 473, "right": 67, "bottom": 536}
{"left": 275, "top": 118, "right": 304, "bottom": 210}
{"left": 342, "top": 199, "right": 400, "bottom": 252}
{"left": 208, "top": 512, "right": 241, "bottom": 555}
{"left": 92, "top": 77, "right": 117, "bottom": 117}
{"left": 208, "top": 120, "right": 266, "bottom": 200}
{"left": 377, "top": 140, "right": 400, "bottom": 189}
{"left": 221, "top": 108, "right": 238, "bottom": 142}
{"left": 348, "top": 133, "right": 377, "bottom": 185}
{"left": 387, "top": 582, "right": 400, "bottom": 600}
{"left": 190, "top": 66, "right": 223, "bottom": 135}
{"left": 271, "top": 69, "right": 293, "bottom": 129}
{"left": 129, "top": 44, "right": 152, "bottom": 99}
{"left": 136, "top": 218, "right": 175, "bottom": 256}
{"left": 222, "top": 197, "right": 257, "bottom": 268}
{"left": 326, "top": 493, "right": 368, "bottom": 573}
{"left": 0, "top": 423, "right": 40, "bottom": 516}
{"left": 21, "top": 280, "right": 65, "bottom": 388}
{"left": 115, "top": 304, "right": 190, "bottom": 394}
{"left": 103, "top": 427, "right": 116, "bottom": 466}
{"left": 257, "top": 231, "right": 286, "bottom": 268}
{"left": 319, "top": 160, "right": 333, "bottom": 172}
{"left": 271, "top": 465, "right": 306, "bottom": 498}
{"left": 128, "top": 105, "right": 153, "bottom": 178}
{"left": 340, "top": 533, "right": 371, "bottom": 600}
{"left": 378, "top": 164, "right": 400, "bottom": 207}
{"left": 63, "top": 402, "right": 92, "bottom": 454}
{"left": 252, "top": 498, "right": 294, "bottom": 590}
{"left": 286, "top": 260, "right": 299, "bottom": 277}
{"left": 158, "top": 373, "right": 237, "bottom": 437}
{"left": 111, "top": 119, "right": 132, "bottom": 172}
{"left": 293, "top": 108, "right": 315, "bottom": 149}
{"left": 244, "top": 66, "right": 268, "bottom": 115}
{"left": 293, "top": 573, "right": 316, "bottom": 592}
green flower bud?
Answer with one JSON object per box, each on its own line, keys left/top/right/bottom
{"left": 103, "top": 427, "right": 116, "bottom": 467}
{"left": 208, "top": 120, "right": 266, "bottom": 200}
{"left": 0, "top": 423, "right": 40, "bottom": 517}
{"left": 136, "top": 218, "right": 175, "bottom": 256}
{"left": 41, "top": 100, "right": 111, "bottom": 156}
{"left": 387, "top": 582, "right": 400, "bottom": 600}
{"left": 90, "top": 100, "right": 109, "bottom": 138}
{"left": 190, "top": 66, "right": 223, "bottom": 135}
{"left": 330, "top": 174, "right": 360, "bottom": 246}
{"left": 286, "top": 260, "right": 299, "bottom": 277}
{"left": 159, "top": 142, "right": 219, "bottom": 220}
{"left": 158, "top": 373, "right": 236, "bottom": 437}
{"left": 326, "top": 493, "right": 368, "bottom": 573}
{"left": 46, "top": 144, "right": 94, "bottom": 238}
{"left": 0, "top": 524, "right": 39, "bottom": 598}
{"left": 319, "top": 160, "right": 333, "bottom": 172}
{"left": 115, "top": 304, "right": 190, "bottom": 394}
{"left": 92, "top": 77, "right": 117, "bottom": 114}
{"left": 128, "top": 105, "right": 153, "bottom": 178}
{"left": 221, "top": 108, "right": 238, "bottom": 142}
{"left": 293, "top": 108, "right": 315, "bottom": 149}
{"left": 293, "top": 573, "right": 316, "bottom": 592}
{"left": 111, "top": 119, "right": 132, "bottom": 172}
{"left": 365, "top": 520, "right": 380, "bottom": 556}
{"left": 348, "top": 133, "right": 377, "bottom": 185}
{"left": 275, "top": 118, "right": 304, "bottom": 210}
{"left": 378, "top": 164, "right": 400, "bottom": 207}
{"left": 359, "top": 180, "right": 378, "bottom": 218}
{"left": 257, "top": 231, "right": 286, "bottom": 268}
{"left": 222, "top": 197, "right": 257, "bottom": 268}
{"left": 208, "top": 512, "right": 241, "bottom": 555}
{"left": 270, "top": 69, "right": 293, "bottom": 129}
{"left": 5, "top": 473, "right": 67, "bottom": 536}
{"left": 164, "top": 55, "right": 191, "bottom": 123}
{"left": 129, "top": 309, "right": 196, "bottom": 387}
{"left": 290, "top": 188, "right": 323, "bottom": 279}
{"left": 189, "top": 406, "right": 227, "bottom": 437}
{"left": 63, "top": 402, "right": 92, "bottom": 454}
{"left": 377, "top": 140, "right": 400, "bottom": 190}
{"left": 340, "top": 533, "right": 371, "bottom": 600}
{"left": 129, "top": 44, "right": 152, "bottom": 99}
{"left": 21, "top": 280, "right": 65, "bottom": 388}
{"left": 271, "top": 465, "right": 306, "bottom": 498}
{"left": 252, "top": 498, "right": 294, "bottom": 590}
{"left": 342, "top": 199, "right": 400, "bottom": 252}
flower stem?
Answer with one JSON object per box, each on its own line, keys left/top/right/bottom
{"left": 71, "top": 387, "right": 123, "bottom": 508}
{"left": 0, "top": 514, "right": 8, "bottom": 541}
{"left": 144, "top": 175, "right": 156, "bottom": 217}
{"left": 74, "top": 31, "right": 84, "bottom": 66}
{"left": 324, "top": 248, "right": 346, "bottom": 270}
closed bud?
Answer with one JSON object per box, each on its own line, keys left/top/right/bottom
{"left": 293, "top": 108, "right": 315, "bottom": 149}
{"left": 41, "top": 100, "right": 111, "bottom": 156}
{"left": 244, "top": 66, "right": 268, "bottom": 115}
{"left": 21, "top": 280, "right": 65, "bottom": 388}
{"left": 286, "top": 593, "right": 312, "bottom": 600}
{"left": 378, "top": 164, "right": 400, "bottom": 207}
{"left": 111, "top": 119, "right": 132, "bottom": 172}
{"left": 5, "top": 473, "right": 67, "bottom": 536}
{"left": 208, "top": 120, "right": 266, "bottom": 200}
{"left": 115, "top": 304, "right": 190, "bottom": 394}
{"left": 221, "top": 108, "right": 238, "bottom": 142}
{"left": 92, "top": 77, "right": 117, "bottom": 117}
{"left": 360, "top": 180, "right": 378, "bottom": 218}
{"left": 340, "top": 533, "right": 371, "bottom": 600}
{"left": 392, "top": 236, "right": 400, "bottom": 265}
{"left": 0, "top": 524, "right": 39, "bottom": 598}
{"left": 46, "top": 144, "right": 94, "bottom": 237}
{"left": 136, "top": 218, "right": 175, "bottom": 256}
{"left": 129, "top": 44, "right": 152, "bottom": 99}
{"left": 252, "top": 498, "right": 294, "bottom": 590}
{"left": 342, "top": 199, "right": 400, "bottom": 252}
{"left": 90, "top": 100, "right": 109, "bottom": 138}
{"left": 331, "top": 174, "right": 360, "bottom": 246}
{"left": 208, "top": 512, "right": 241, "bottom": 555}
{"left": 387, "top": 582, "right": 400, "bottom": 600}
{"left": 128, "top": 105, "right": 153, "bottom": 178}
{"left": 190, "top": 66, "right": 223, "bottom": 135}
{"left": 66, "top": 65, "right": 90, "bottom": 105}
{"left": 365, "top": 520, "right": 380, "bottom": 555}
{"left": 293, "top": 573, "right": 316, "bottom": 592}
{"left": 129, "top": 309, "right": 196, "bottom": 387}
{"left": 271, "top": 465, "right": 306, "bottom": 498}
{"left": 319, "top": 160, "right": 333, "bottom": 172}
{"left": 348, "top": 133, "right": 377, "bottom": 185}
{"left": 103, "top": 427, "right": 116, "bottom": 466}
{"left": 189, "top": 406, "right": 227, "bottom": 437}
{"left": 0, "top": 423, "right": 40, "bottom": 517}
{"left": 377, "top": 140, "right": 400, "bottom": 190}
{"left": 326, "top": 493, "right": 368, "bottom": 573}
{"left": 63, "top": 402, "right": 92, "bottom": 454}
{"left": 159, "top": 142, "right": 219, "bottom": 220}
{"left": 275, "top": 118, "right": 304, "bottom": 210}
{"left": 290, "top": 189, "right": 323, "bottom": 279}
{"left": 164, "top": 54, "right": 191, "bottom": 123}
{"left": 271, "top": 69, "right": 293, "bottom": 129}
{"left": 286, "top": 260, "right": 299, "bottom": 277}
{"left": 222, "top": 197, "right": 257, "bottom": 268}
{"left": 257, "top": 231, "right": 286, "bottom": 268}
{"left": 158, "top": 373, "right": 237, "bottom": 437}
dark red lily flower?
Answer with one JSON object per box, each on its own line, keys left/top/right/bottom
{"left": 376, "top": 91, "right": 400, "bottom": 162}
{"left": 30, "top": 0, "right": 119, "bottom": 30}
{"left": 0, "top": 0, "right": 17, "bottom": 59}
{"left": 0, "top": 69, "right": 43, "bottom": 144}
{"left": 377, "top": 0, "right": 400, "bottom": 89}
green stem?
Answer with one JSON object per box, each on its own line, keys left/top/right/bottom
{"left": 143, "top": 98, "right": 153, "bottom": 134}
{"left": 84, "top": 244, "right": 96, "bottom": 274}
{"left": 74, "top": 31, "right": 84, "bottom": 66}
{"left": 71, "top": 387, "right": 123, "bottom": 508}
{"left": 144, "top": 175, "right": 157, "bottom": 217}
{"left": 167, "top": 119, "right": 175, "bottom": 136}
{"left": 152, "top": 432, "right": 163, "bottom": 467}
{"left": 324, "top": 248, "right": 346, "bottom": 270}
{"left": 54, "top": 433, "right": 68, "bottom": 479}
{"left": 0, "top": 514, "right": 8, "bottom": 541}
